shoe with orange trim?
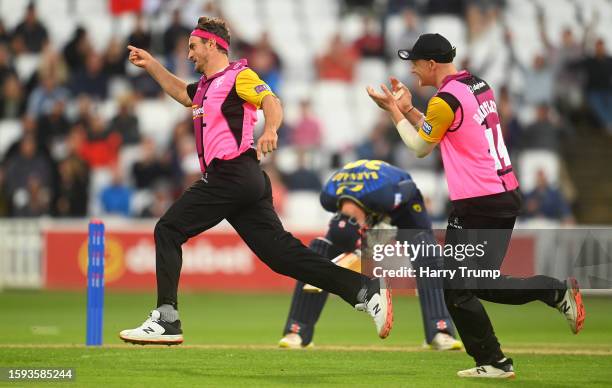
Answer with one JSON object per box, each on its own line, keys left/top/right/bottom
{"left": 119, "top": 310, "right": 183, "bottom": 345}
{"left": 556, "top": 277, "right": 585, "bottom": 334}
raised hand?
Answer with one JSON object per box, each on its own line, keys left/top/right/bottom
{"left": 390, "top": 77, "right": 414, "bottom": 114}
{"left": 127, "top": 45, "right": 154, "bottom": 69}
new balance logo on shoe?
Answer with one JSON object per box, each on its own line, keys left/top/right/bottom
{"left": 373, "top": 304, "right": 381, "bottom": 315}
{"left": 559, "top": 301, "right": 570, "bottom": 314}
{"left": 143, "top": 327, "right": 155, "bottom": 334}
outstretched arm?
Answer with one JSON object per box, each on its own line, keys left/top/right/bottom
{"left": 127, "top": 45, "right": 192, "bottom": 107}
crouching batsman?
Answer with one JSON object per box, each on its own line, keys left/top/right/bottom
{"left": 279, "top": 159, "right": 462, "bottom": 351}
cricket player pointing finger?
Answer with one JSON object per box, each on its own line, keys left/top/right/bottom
{"left": 119, "top": 16, "right": 393, "bottom": 345}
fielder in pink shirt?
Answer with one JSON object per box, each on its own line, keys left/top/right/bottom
{"left": 368, "top": 33, "right": 585, "bottom": 379}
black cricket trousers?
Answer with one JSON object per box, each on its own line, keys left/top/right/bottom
{"left": 443, "top": 213, "right": 565, "bottom": 365}
{"left": 154, "top": 151, "right": 368, "bottom": 308}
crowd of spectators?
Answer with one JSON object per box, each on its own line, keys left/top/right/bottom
{"left": 0, "top": 0, "right": 610, "bottom": 225}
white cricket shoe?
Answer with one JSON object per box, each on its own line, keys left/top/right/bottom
{"left": 278, "top": 333, "right": 313, "bottom": 349}
{"left": 355, "top": 278, "right": 393, "bottom": 339}
{"left": 556, "top": 277, "right": 585, "bottom": 334}
{"left": 427, "top": 332, "right": 463, "bottom": 351}
{"left": 119, "top": 310, "right": 183, "bottom": 345}
{"left": 457, "top": 358, "right": 515, "bottom": 379}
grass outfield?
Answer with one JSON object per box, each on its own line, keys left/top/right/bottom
{"left": 1, "top": 291, "right": 611, "bottom": 387}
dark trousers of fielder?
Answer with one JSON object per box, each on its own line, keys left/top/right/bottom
{"left": 154, "top": 152, "right": 369, "bottom": 309}
{"left": 443, "top": 213, "right": 565, "bottom": 365}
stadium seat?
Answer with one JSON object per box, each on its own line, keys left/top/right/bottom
{"left": 424, "top": 15, "right": 467, "bottom": 57}
{"left": 81, "top": 14, "right": 114, "bottom": 53}
{"left": 14, "top": 54, "right": 40, "bottom": 82}
{"left": 88, "top": 167, "right": 113, "bottom": 216}
{"left": 517, "top": 150, "right": 560, "bottom": 193}
{"left": 74, "top": 0, "right": 109, "bottom": 19}
{"left": 536, "top": 0, "right": 580, "bottom": 47}
{"left": 219, "top": 0, "right": 262, "bottom": 44}
{"left": 283, "top": 191, "right": 329, "bottom": 229}
{"left": 503, "top": 0, "right": 544, "bottom": 69}
{"left": 355, "top": 58, "right": 388, "bottom": 87}
{"left": 262, "top": 0, "right": 297, "bottom": 19}
{"left": 304, "top": 19, "right": 339, "bottom": 57}
{"left": 131, "top": 189, "right": 154, "bottom": 216}
{"left": 117, "top": 145, "right": 142, "bottom": 187}
{"left": 0, "top": 120, "right": 23, "bottom": 160}
{"left": 44, "top": 15, "right": 77, "bottom": 51}
{"left": 465, "top": 23, "right": 509, "bottom": 90}
{"left": 409, "top": 169, "right": 448, "bottom": 220}
{"left": 311, "top": 82, "right": 358, "bottom": 151}
{"left": 134, "top": 99, "right": 183, "bottom": 150}
{"left": 0, "top": 0, "right": 30, "bottom": 30}
{"left": 339, "top": 13, "right": 366, "bottom": 43}
{"left": 279, "top": 80, "right": 311, "bottom": 106}
{"left": 350, "top": 83, "right": 381, "bottom": 139}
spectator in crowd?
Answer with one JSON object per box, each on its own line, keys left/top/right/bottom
{"left": 129, "top": 70, "right": 163, "bottom": 98}
{"left": 165, "top": 35, "right": 194, "bottom": 81}
{"left": 31, "top": 48, "right": 69, "bottom": 92}
{"left": 127, "top": 13, "right": 151, "bottom": 52}
{"left": 163, "top": 9, "right": 190, "bottom": 57}
{"left": 104, "top": 37, "right": 127, "bottom": 77}
{"left": 497, "top": 85, "right": 523, "bottom": 154}
{"left": 3, "top": 134, "right": 54, "bottom": 216}
{"left": 315, "top": 33, "right": 359, "bottom": 82}
{"left": 54, "top": 136, "right": 90, "bottom": 217}
{"left": 77, "top": 114, "right": 122, "bottom": 169}
{"left": 425, "top": 0, "right": 464, "bottom": 16}
{"left": 353, "top": 15, "right": 385, "bottom": 59}
{"left": 0, "top": 169, "right": 8, "bottom": 216}
{"left": 0, "top": 19, "right": 10, "bottom": 46}
{"left": 465, "top": 0, "right": 501, "bottom": 41}
{"left": 100, "top": 165, "right": 132, "bottom": 217}
{"left": 10, "top": 2, "right": 48, "bottom": 54}
{"left": 107, "top": 93, "right": 141, "bottom": 145}
{"left": 0, "top": 73, "right": 26, "bottom": 118}
{"left": 63, "top": 26, "right": 92, "bottom": 73}
{"left": 356, "top": 113, "right": 395, "bottom": 163}
{"left": 524, "top": 169, "right": 574, "bottom": 224}
{"left": 386, "top": 8, "right": 423, "bottom": 59}
{"left": 0, "top": 43, "right": 15, "bottom": 87}
{"left": 26, "top": 71, "right": 69, "bottom": 119}
{"left": 573, "top": 38, "right": 612, "bottom": 133}
{"left": 506, "top": 12, "right": 558, "bottom": 107}
{"left": 552, "top": 28, "right": 584, "bottom": 112}
{"left": 533, "top": 7, "right": 586, "bottom": 116}
{"left": 515, "top": 52, "right": 556, "bottom": 107}
{"left": 166, "top": 119, "right": 192, "bottom": 192}
{"left": 69, "top": 52, "right": 109, "bottom": 100}
{"left": 262, "top": 161, "right": 287, "bottom": 216}
{"left": 519, "top": 104, "right": 570, "bottom": 153}
{"left": 36, "top": 99, "right": 70, "bottom": 150}
{"left": 282, "top": 149, "right": 322, "bottom": 192}
{"left": 139, "top": 182, "right": 173, "bottom": 218}
{"left": 132, "top": 137, "right": 170, "bottom": 189}
{"left": 290, "top": 100, "right": 322, "bottom": 149}
{"left": 247, "top": 32, "right": 282, "bottom": 93}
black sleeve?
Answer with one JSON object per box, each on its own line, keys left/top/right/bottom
{"left": 186, "top": 82, "right": 198, "bottom": 101}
